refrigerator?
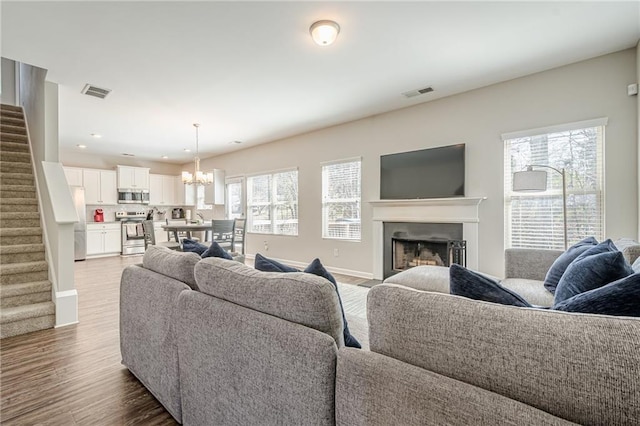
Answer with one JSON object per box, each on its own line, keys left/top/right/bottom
{"left": 71, "top": 186, "right": 87, "bottom": 261}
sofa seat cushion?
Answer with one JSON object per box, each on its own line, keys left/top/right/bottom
{"left": 501, "top": 278, "right": 554, "bottom": 307}
{"left": 143, "top": 245, "right": 201, "bottom": 290}
{"left": 195, "top": 257, "right": 345, "bottom": 345}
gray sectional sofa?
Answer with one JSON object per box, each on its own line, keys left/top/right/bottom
{"left": 120, "top": 245, "right": 640, "bottom": 425}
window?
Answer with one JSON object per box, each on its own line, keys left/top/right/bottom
{"left": 247, "top": 169, "right": 298, "bottom": 235}
{"left": 504, "top": 119, "right": 606, "bottom": 250}
{"left": 196, "top": 185, "right": 212, "bottom": 210}
{"left": 322, "top": 159, "right": 361, "bottom": 240}
{"left": 225, "top": 177, "right": 244, "bottom": 219}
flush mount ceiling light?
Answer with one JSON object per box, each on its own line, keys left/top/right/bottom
{"left": 77, "top": 144, "right": 86, "bottom": 149}
{"left": 309, "top": 20, "right": 340, "bottom": 46}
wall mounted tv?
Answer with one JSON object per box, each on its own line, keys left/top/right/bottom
{"left": 380, "top": 144, "right": 465, "bottom": 199}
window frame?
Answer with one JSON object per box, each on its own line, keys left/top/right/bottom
{"left": 503, "top": 118, "right": 607, "bottom": 250}
{"left": 246, "top": 168, "right": 299, "bottom": 236}
{"left": 321, "top": 157, "right": 362, "bottom": 241}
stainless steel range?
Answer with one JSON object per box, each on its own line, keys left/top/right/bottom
{"left": 116, "top": 211, "right": 146, "bottom": 255}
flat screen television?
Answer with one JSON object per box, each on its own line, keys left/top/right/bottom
{"left": 380, "top": 144, "right": 465, "bottom": 199}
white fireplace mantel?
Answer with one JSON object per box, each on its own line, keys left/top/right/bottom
{"left": 370, "top": 197, "right": 486, "bottom": 279}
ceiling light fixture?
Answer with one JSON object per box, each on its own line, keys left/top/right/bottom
{"left": 309, "top": 20, "right": 340, "bottom": 46}
{"left": 90, "top": 133, "right": 102, "bottom": 138}
{"left": 182, "top": 123, "right": 212, "bottom": 186}
{"left": 77, "top": 144, "right": 86, "bottom": 149}
{"left": 161, "top": 155, "right": 169, "bottom": 159}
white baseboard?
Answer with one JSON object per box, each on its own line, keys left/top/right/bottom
{"left": 54, "top": 289, "right": 79, "bottom": 327}
{"left": 244, "top": 253, "right": 373, "bottom": 280}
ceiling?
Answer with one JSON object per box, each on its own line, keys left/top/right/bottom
{"left": 2, "top": 1, "right": 639, "bottom": 164}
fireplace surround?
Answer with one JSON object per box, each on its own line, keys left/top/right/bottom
{"left": 370, "top": 197, "right": 485, "bottom": 280}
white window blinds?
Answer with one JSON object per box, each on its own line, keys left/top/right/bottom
{"left": 504, "top": 120, "right": 605, "bottom": 250}
{"left": 247, "top": 169, "right": 298, "bottom": 235}
{"left": 322, "top": 159, "right": 361, "bottom": 240}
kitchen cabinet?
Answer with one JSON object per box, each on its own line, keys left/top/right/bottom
{"left": 83, "top": 169, "right": 117, "bottom": 205}
{"left": 117, "top": 165, "right": 150, "bottom": 189}
{"left": 176, "top": 181, "right": 196, "bottom": 206}
{"left": 153, "top": 221, "right": 169, "bottom": 243}
{"left": 63, "top": 167, "right": 83, "bottom": 187}
{"left": 149, "top": 174, "right": 176, "bottom": 206}
{"left": 204, "top": 169, "right": 225, "bottom": 205}
{"left": 86, "top": 223, "right": 121, "bottom": 256}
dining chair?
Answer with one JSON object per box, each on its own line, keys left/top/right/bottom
{"left": 232, "top": 218, "right": 246, "bottom": 254}
{"left": 211, "top": 219, "right": 235, "bottom": 251}
{"left": 166, "top": 218, "right": 199, "bottom": 242}
{"left": 142, "top": 220, "right": 181, "bottom": 251}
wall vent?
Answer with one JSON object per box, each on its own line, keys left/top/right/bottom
{"left": 402, "top": 86, "right": 434, "bottom": 98}
{"left": 81, "top": 84, "right": 111, "bottom": 99}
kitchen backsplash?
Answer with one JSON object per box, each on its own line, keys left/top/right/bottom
{"left": 86, "top": 204, "right": 195, "bottom": 223}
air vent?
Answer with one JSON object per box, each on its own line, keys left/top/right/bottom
{"left": 81, "top": 84, "right": 111, "bottom": 99}
{"left": 402, "top": 86, "right": 434, "bottom": 98}
{"left": 121, "top": 153, "right": 135, "bottom": 157}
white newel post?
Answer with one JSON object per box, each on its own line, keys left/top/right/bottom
{"left": 370, "top": 197, "right": 486, "bottom": 280}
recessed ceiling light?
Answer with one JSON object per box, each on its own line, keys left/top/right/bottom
{"left": 77, "top": 144, "right": 86, "bottom": 149}
{"left": 184, "top": 149, "right": 191, "bottom": 153}
{"left": 122, "top": 153, "right": 135, "bottom": 157}
{"left": 229, "top": 140, "right": 243, "bottom": 145}
{"left": 161, "top": 155, "right": 169, "bottom": 159}
{"left": 90, "top": 133, "right": 102, "bottom": 138}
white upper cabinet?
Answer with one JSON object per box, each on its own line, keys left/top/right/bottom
{"left": 83, "top": 169, "right": 117, "bottom": 205}
{"left": 117, "top": 165, "right": 150, "bottom": 190}
{"left": 149, "top": 174, "right": 177, "bottom": 205}
{"left": 204, "top": 169, "right": 225, "bottom": 205}
{"left": 63, "top": 167, "right": 83, "bottom": 187}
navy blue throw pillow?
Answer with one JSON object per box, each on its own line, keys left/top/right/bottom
{"left": 254, "top": 253, "right": 298, "bottom": 272}
{"left": 201, "top": 241, "right": 233, "bottom": 260}
{"left": 182, "top": 238, "right": 208, "bottom": 256}
{"left": 573, "top": 239, "right": 617, "bottom": 261}
{"left": 554, "top": 273, "right": 640, "bottom": 317}
{"left": 543, "top": 237, "right": 598, "bottom": 294}
{"left": 254, "top": 254, "right": 361, "bottom": 349}
{"left": 449, "top": 264, "right": 532, "bottom": 307}
{"left": 553, "top": 251, "right": 634, "bottom": 305}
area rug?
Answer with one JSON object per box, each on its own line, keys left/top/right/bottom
{"left": 357, "top": 279, "right": 383, "bottom": 288}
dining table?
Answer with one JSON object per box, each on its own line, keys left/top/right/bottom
{"left": 161, "top": 222, "right": 213, "bottom": 242}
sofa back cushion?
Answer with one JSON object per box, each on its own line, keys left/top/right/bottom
{"left": 143, "top": 245, "right": 201, "bottom": 290}
{"left": 367, "top": 284, "right": 640, "bottom": 425}
{"left": 194, "top": 257, "right": 344, "bottom": 345}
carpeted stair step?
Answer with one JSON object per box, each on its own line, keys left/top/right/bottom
{"left": 0, "top": 243, "right": 45, "bottom": 264}
{"left": 0, "top": 124, "right": 26, "bottom": 136}
{"left": 0, "top": 151, "right": 31, "bottom": 164}
{"left": 0, "top": 211, "right": 41, "bottom": 228}
{"left": 0, "top": 104, "right": 23, "bottom": 113}
{"left": 0, "top": 301, "right": 55, "bottom": 339}
{"left": 0, "top": 198, "right": 38, "bottom": 213}
{"left": 0, "top": 260, "right": 48, "bottom": 285}
{"left": 0, "top": 132, "right": 28, "bottom": 144}
{"left": 0, "top": 160, "right": 32, "bottom": 174}
{"left": 1, "top": 281, "right": 52, "bottom": 308}
{"left": 0, "top": 115, "right": 25, "bottom": 127}
{"left": 0, "top": 172, "right": 34, "bottom": 186}
{"left": 0, "top": 184, "right": 36, "bottom": 199}
{"left": 0, "top": 141, "right": 29, "bottom": 153}
{"left": 0, "top": 227, "right": 42, "bottom": 245}
{"left": 0, "top": 110, "right": 25, "bottom": 122}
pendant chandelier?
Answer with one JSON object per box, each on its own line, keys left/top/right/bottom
{"left": 182, "top": 123, "right": 212, "bottom": 185}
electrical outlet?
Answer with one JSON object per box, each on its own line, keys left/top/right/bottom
{"left": 333, "top": 248, "right": 339, "bottom": 257}
{"left": 264, "top": 241, "right": 269, "bottom": 251}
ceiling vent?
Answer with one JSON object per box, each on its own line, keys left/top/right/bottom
{"left": 402, "top": 86, "right": 434, "bottom": 98}
{"left": 121, "top": 153, "right": 135, "bottom": 157}
{"left": 81, "top": 84, "right": 111, "bottom": 99}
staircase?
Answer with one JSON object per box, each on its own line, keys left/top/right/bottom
{"left": 0, "top": 104, "right": 55, "bottom": 339}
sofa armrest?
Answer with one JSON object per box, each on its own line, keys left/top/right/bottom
{"left": 504, "top": 248, "right": 563, "bottom": 280}
{"left": 367, "top": 284, "right": 640, "bottom": 426}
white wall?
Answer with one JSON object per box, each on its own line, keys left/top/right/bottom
{"left": 60, "top": 150, "right": 183, "bottom": 175}
{"left": 199, "top": 49, "right": 638, "bottom": 277}
{"left": 1, "top": 57, "right": 17, "bottom": 105}
{"left": 637, "top": 40, "right": 640, "bottom": 240}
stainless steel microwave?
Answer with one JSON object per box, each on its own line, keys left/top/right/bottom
{"left": 118, "top": 189, "right": 150, "bottom": 204}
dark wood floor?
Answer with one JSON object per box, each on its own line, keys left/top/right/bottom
{"left": 1, "top": 255, "right": 368, "bottom": 424}
{"left": 1, "top": 255, "right": 177, "bottom": 425}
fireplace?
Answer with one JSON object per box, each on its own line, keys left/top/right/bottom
{"left": 370, "top": 197, "right": 485, "bottom": 280}
{"left": 383, "top": 222, "right": 463, "bottom": 279}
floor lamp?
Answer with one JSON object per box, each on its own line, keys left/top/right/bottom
{"left": 512, "top": 165, "right": 567, "bottom": 250}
